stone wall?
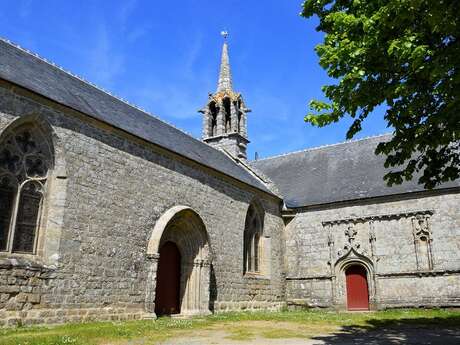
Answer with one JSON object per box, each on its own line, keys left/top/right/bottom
{"left": 0, "top": 81, "right": 285, "bottom": 325}
{"left": 204, "top": 134, "right": 248, "bottom": 161}
{"left": 0, "top": 258, "right": 53, "bottom": 326}
{"left": 1, "top": 77, "right": 459, "bottom": 327}
{"left": 285, "top": 190, "right": 460, "bottom": 310}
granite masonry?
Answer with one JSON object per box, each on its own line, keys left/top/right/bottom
{"left": 0, "top": 37, "right": 458, "bottom": 326}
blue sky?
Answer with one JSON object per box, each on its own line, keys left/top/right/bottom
{"left": 2, "top": 0, "right": 389, "bottom": 159}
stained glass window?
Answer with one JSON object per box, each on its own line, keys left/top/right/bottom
{"left": 0, "top": 176, "right": 16, "bottom": 251}
{"left": 0, "top": 124, "right": 51, "bottom": 254}
{"left": 12, "top": 182, "right": 43, "bottom": 253}
{"left": 243, "top": 203, "right": 263, "bottom": 274}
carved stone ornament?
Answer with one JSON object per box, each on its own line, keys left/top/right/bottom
{"left": 345, "top": 225, "right": 357, "bottom": 244}
{"left": 337, "top": 224, "right": 367, "bottom": 259}
{"left": 411, "top": 214, "right": 434, "bottom": 271}
{"left": 322, "top": 210, "right": 434, "bottom": 227}
{"left": 412, "top": 215, "right": 431, "bottom": 241}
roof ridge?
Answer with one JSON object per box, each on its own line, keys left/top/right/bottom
{"left": 0, "top": 36, "right": 198, "bottom": 139}
{"left": 254, "top": 132, "right": 393, "bottom": 162}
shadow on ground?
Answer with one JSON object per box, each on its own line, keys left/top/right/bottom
{"left": 311, "top": 315, "right": 460, "bottom": 345}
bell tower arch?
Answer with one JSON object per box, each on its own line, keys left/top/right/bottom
{"left": 200, "top": 32, "right": 251, "bottom": 160}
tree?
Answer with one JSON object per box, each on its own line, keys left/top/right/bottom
{"left": 302, "top": 0, "right": 460, "bottom": 189}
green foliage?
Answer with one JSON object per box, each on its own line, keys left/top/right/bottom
{"left": 1, "top": 309, "right": 459, "bottom": 344}
{"left": 302, "top": 0, "right": 460, "bottom": 188}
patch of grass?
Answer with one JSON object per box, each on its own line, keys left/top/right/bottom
{"left": 0, "top": 317, "right": 205, "bottom": 345}
{"left": 260, "top": 322, "right": 339, "bottom": 340}
{"left": 224, "top": 327, "right": 255, "bottom": 341}
{"left": 200, "top": 307, "right": 460, "bottom": 329}
{"left": 260, "top": 329, "right": 307, "bottom": 339}
{"left": 0, "top": 309, "right": 459, "bottom": 345}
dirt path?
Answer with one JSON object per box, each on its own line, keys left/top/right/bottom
{"left": 159, "top": 321, "right": 460, "bottom": 345}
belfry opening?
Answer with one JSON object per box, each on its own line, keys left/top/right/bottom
{"left": 199, "top": 33, "right": 250, "bottom": 160}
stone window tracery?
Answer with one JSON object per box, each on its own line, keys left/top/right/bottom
{"left": 0, "top": 125, "right": 52, "bottom": 254}
{"left": 243, "top": 203, "right": 263, "bottom": 274}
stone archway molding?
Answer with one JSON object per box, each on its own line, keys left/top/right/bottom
{"left": 333, "top": 249, "right": 376, "bottom": 310}
{"left": 147, "top": 205, "right": 196, "bottom": 256}
{"left": 335, "top": 248, "right": 374, "bottom": 275}
{"left": 144, "top": 205, "right": 212, "bottom": 318}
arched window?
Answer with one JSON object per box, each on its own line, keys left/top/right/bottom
{"left": 243, "top": 203, "right": 263, "bottom": 274}
{"left": 0, "top": 124, "right": 52, "bottom": 254}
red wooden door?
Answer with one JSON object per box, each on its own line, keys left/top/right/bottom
{"left": 345, "top": 265, "right": 369, "bottom": 310}
{"left": 155, "top": 241, "right": 181, "bottom": 315}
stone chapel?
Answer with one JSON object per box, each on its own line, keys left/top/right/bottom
{"left": 0, "top": 36, "right": 458, "bottom": 326}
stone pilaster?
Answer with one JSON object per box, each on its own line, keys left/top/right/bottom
{"left": 216, "top": 104, "right": 225, "bottom": 136}
{"left": 230, "top": 101, "right": 238, "bottom": 133}
{"left": 144, "top": 253, "right": 160, "bottom": 318}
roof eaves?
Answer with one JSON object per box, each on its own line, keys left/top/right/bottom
{"left": 0, "top": 37, "right": 275, "bottom": 197}
{"left": 253, "top": 133, "right": 393, "bottom": 163}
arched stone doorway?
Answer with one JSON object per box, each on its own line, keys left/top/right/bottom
{"left": 345, "top": 265, "right": 369, "bottom": 310}
{"left": 333, "top": 250, "right": 376, "bottom": 311}
{"left": 145, "top": 206, "right": 212, "bottom": 317}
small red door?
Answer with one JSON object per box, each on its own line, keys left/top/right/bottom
{"left": 345, "top": 265, "right": 369, "bottom": 311}
{"left": 155, "top": 241, "right": 181, "bottom": 315}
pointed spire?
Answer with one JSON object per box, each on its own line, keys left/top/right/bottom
{"left": 217, "top": 31, "right": 233, "bottom": 92}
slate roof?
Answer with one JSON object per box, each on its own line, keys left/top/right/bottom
{"left": 251, "top": 134, "right": 460, "bottom": 208}
{"left": 0, "top": 38, "right": 271, "bottom": 194}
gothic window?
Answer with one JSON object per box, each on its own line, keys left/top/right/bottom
{"left": 0, "top": 176, "right": 15, "bottom": 251}
{"left": 0, "top": 124, "right": 52, "bottom": 254}
{"left": 243, "top": 203, "right": 263, "bottom": 274}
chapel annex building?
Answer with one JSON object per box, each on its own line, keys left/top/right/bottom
{"left": 0, "top": 37, "right": 459, "bottom": 326}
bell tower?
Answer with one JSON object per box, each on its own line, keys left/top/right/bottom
{"left": 200, "top": 32, "right": 251, "bottom": 160}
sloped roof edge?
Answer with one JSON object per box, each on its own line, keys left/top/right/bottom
{"left": 252, "top": 134, "right": 459, "bottom": 207}
{"left": 0, "top": 38, "right": 272, "bottom": 195}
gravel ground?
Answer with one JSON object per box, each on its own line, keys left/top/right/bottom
{"left": 160, "top": 323, "right": 460, "bottom": 345}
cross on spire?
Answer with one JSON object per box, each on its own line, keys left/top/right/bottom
{"left": 217, "top": 31, "right": 233, "bottom": 92}
{"left": 201, "top": 33, "right": 250, "bottom": 160}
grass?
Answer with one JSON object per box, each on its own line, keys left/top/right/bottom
{"left": 0, "top": 309, "right": 459, "bottom": 345}
{"left": 225, "top": 327, "right": 256, "bottom": 341}
{"left": 260, "top": 328, "right": 315, "bottom": 339}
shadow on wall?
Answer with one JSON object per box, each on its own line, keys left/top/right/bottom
{"left": 209, "top": 264, "right": 218, "bottom": 312}
{"left": 312, "top": 316, "right": 460, "bottom": 345}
